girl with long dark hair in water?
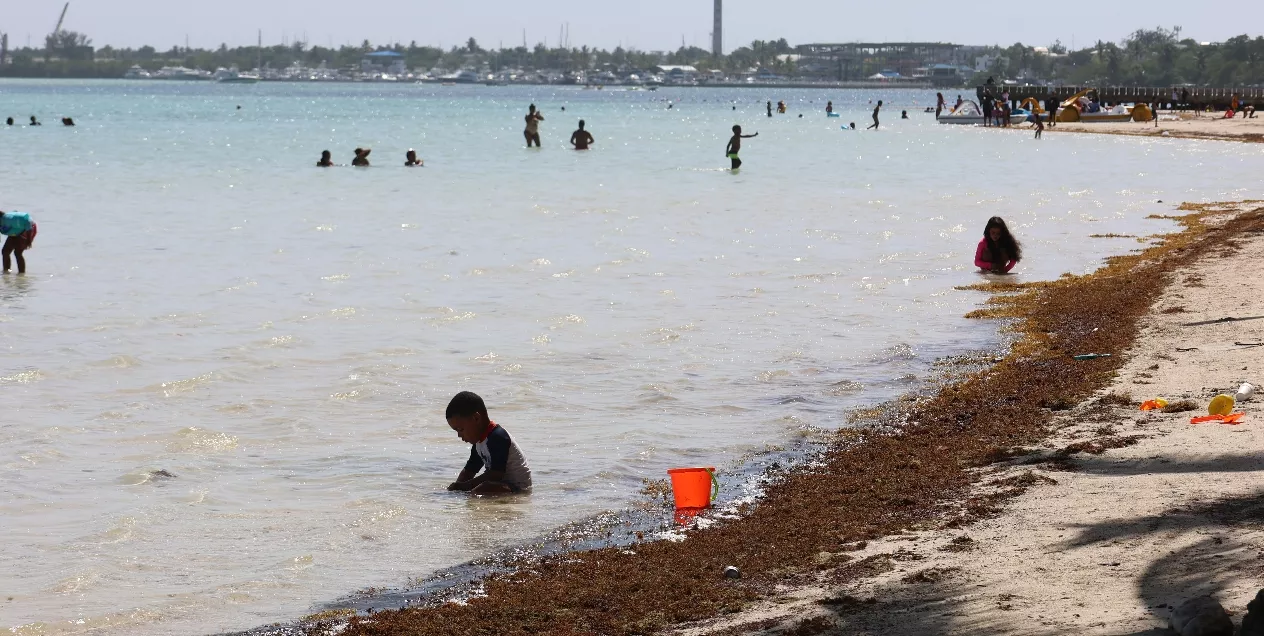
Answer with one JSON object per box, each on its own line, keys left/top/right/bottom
{"left": 974, "top": 216, "right": 1022, "bottom": 274}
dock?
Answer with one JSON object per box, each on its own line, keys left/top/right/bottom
{"left": 981, "top": 85, "right": 1263, "bottom": 109}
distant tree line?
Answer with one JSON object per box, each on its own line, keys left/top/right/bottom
{"left": 972, "top": 27, "right": 1264, "bottom": 86}
{"left": 2, "top": 26, "right": 1263, "bottom": 86}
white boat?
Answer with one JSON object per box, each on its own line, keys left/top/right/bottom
{"left": 937, "top": 100, "right": 1028, "bottom": 125}
{"left": 124, "top": 65, "right": 151, "bottom": 79}
{"left": 152, "top": 66, "right": 213, "bottom": 81}
{"left": 437, "top": 70, "right": 478, "bottom": 84}
{"left": 213, "top": 67, "right": 260, "bottom": 84}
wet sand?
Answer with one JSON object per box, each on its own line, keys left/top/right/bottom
{"left": 306, "top": 201, "right": 1264, "bottom": 636}
{"left": 1051, "top": 111, "right": 1264, "bottom": 143}
{"left": 673, "top": 202, "right": 1264, "bottom": 635}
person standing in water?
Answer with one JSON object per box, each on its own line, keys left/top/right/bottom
{"left": 351, "top": 148, "right": 371, "bottom": 167}
{"left": 725, "top": 125, "right": 758, "bottom": 170}
{"left": 974, "top": 217, "right": 1022, "bottom": 274}
{"left": 405, "top": 150, "right": 424, "bottom": 166}
{"left": 866, "top": 100, "right": 883, "bottom": 129}
{"left": 766, "top": 101, "right": 773, "bottom": 118}
{"left": 1, "top": 210, "right": 37, "bottom": 274}
{"left": 1034, "top": 111, "right": 1045, "bottom": 139}
{"left": 569, "top": 120, "right": 594, "bottom": 150}
{"left": 935, "top": 93, "right": 946, "bottom": 118}
{"left": 524, "top": 104, "right": 544, "bottom": 148}
{"left": 28, "top": 116, "right": 41, "bottom": 126}
{"left": 316, "top": 150, "right": 334, "bottom": 167}
{"left": 826, "top": 101, "right": 834, "bottom": 115}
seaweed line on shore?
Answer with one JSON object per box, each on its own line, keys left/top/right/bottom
{"left": 297, "top": 200, "right": 1264, "bottom": 636}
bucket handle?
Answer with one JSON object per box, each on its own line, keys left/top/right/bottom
{"left": 706, "top": 468, "right": 719, "bottom": 503}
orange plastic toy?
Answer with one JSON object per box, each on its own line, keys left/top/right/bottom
{"left": 1140, "top": 399, "right": 1168, "bottom": 411}
{"left": 1189, "top": 412, "right": 1246, "bottom": 425}
{"left": 667, "top": 467, "right": 719, "bottom": 510}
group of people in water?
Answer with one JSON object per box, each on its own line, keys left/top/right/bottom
{"left": 6, "top": 116, "right": 74, "bottom": 126}
{"left": 316, "top": 147, "right": 423, "bottom": 168}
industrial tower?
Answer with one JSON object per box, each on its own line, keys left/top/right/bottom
{"left": 712, "top": 0, "right": 722, "bottom": 56}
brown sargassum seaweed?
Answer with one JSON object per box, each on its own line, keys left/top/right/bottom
{"left": 328, "top": 202, "right": 1264, "bottom": 636}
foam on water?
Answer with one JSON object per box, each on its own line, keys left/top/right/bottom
{"left": 2, "top": 80, "right": 1263, "bottom": 635}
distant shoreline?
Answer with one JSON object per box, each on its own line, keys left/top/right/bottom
{"left": 0, "top": 76, "right": 939, "bottom": 90}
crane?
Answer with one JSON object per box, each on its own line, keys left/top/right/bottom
{"left": 52, "top": 2, "right": 70, "bottom": 37}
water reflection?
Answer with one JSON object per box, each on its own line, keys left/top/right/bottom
{"left": 0, "top": 273, "right": 35, "bottom": 302}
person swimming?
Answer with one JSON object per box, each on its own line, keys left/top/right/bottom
{"left": 28, "top": 116, "right": 41, "bottom": 126}
{"left": 901, "top": 110, "right": 909, "bottom": 119}
{"left": 351, "top": 148, "right": 371, "bottom": 167}
{"left": 5, "top": 118, "right": 13, "bottom": 126}
{"left": 317, "top": 150, "right": 334, "bottom": 167}
{"left": 405, "top": 149, "right": 424, "bottom": 166}
{"left": 62, "top": 117, "right": 75, "bottom": 126}
{"left": 570, "top": 120, "right": 594, "bottom": 150}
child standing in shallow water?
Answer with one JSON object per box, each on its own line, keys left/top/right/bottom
{"left": 445, "top": 391, "right": 532, "bottom": 494}
{"left": 974, "top": 216, "right": 1022, "bottom": 274}
{"left": 725, "top": 125, "right": 758, "bottom": 170}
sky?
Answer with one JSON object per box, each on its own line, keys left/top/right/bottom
{"left": 1, "top": 0, "right": 1260, "bottom": 52}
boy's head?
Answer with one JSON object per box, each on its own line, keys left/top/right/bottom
{"left": 732, "top": 125, "right": 741, "bottom": 134}
{"left": 446, "top": 391, "right": 490, "bottom": 443}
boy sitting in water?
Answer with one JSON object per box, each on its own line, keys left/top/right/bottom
{"left": 446, "top": 391, "right": 532, "bottom": 494}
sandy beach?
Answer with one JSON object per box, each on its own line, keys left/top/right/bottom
{"left": 1051, "top": 111, "right": 1264, "bottom": 143}
{"left": 673, "top": 204, "right": 1264, "bottom": 636}
{"left": 316, "top": 196, "right": 1264, "bottom": 636}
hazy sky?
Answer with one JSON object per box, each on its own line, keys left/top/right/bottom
{"left": 3, "top": 0, "right": 1260, "bottom": 52}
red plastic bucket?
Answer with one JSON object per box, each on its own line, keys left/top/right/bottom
{"left": 666, "top": 467, "right": 719, "bottom": 510}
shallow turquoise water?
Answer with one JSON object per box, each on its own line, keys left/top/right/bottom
{"left": 1, "top": 80, "right": 1262, "bottom": 635}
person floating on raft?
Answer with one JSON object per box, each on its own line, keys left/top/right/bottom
{"left": 974, "top": 216, "right": 1022, "bottom": 274}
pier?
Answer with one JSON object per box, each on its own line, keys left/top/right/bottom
{"left": 984, "top": 85, "right": 1264, "bottom": 108}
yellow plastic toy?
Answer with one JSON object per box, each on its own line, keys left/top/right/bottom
{"left": 1208, "top": 394, "right": 1236, "bottom": 416}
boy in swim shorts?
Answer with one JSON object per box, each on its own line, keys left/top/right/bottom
{"left": 725, "top": 125, "right": 758, "bottom": 170}
{"left": 445, "top": 391, "right": 532, "bottom": 494}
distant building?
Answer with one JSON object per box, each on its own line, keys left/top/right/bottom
{"left": 795, "top": 42, "right": 962, "bottom": 81}
{"left": 928, "top": 63, "right": 963, "bottom": 86}
{"left": 712, "top": 0, "right": 723, "bottom": 56}
{"left": 362, "top": 51, "right": 406, "bottom": 75}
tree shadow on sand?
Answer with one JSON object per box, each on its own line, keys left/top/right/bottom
{"left": 797, "top": 456, "right": 1264, "bottom": 636}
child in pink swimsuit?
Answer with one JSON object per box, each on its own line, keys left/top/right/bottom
{"left": 974, "top": 216, "right": 1022, "bottom": 274}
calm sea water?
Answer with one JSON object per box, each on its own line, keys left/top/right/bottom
{"left": 2, "top": 80, "right": 1262, "bottom": 636}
